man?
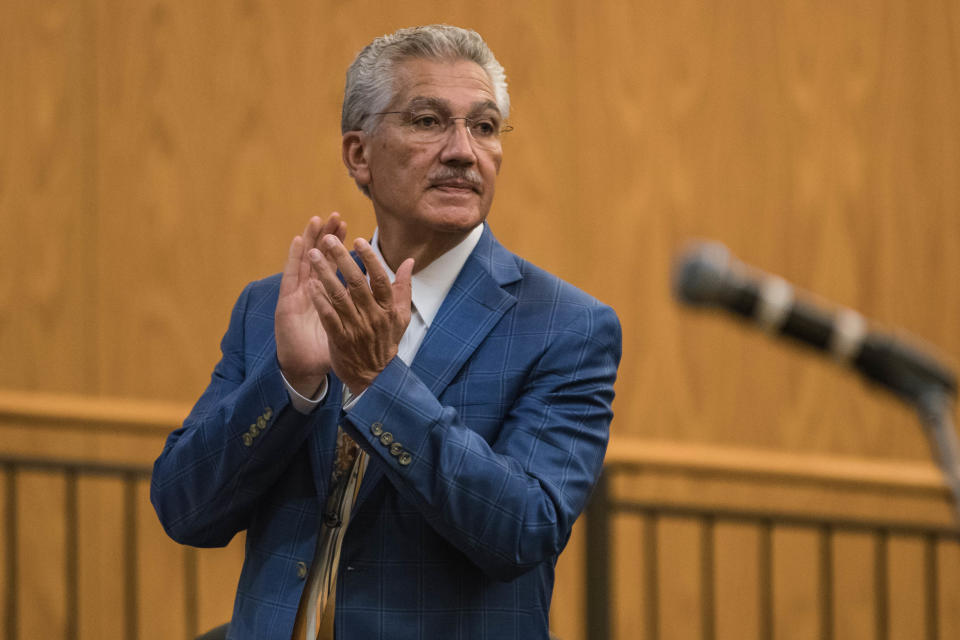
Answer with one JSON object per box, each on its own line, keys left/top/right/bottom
{"left": 152, "top": 25, "right": 621, "bottom": 640}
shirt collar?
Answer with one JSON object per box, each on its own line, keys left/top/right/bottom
{"left": 369, "top": 224, "right": 484, "bottom": 327}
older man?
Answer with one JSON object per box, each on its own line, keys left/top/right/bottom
{"left": 152, "top": 25, "right": 621, "bottom": 640}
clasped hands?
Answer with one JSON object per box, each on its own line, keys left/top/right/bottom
{"left": 276, "top": 214, "right": 414, "bottom": 398}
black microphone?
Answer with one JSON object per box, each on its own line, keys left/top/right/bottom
{"left": 672, "top": 241, "right": 957, "bottom": 403}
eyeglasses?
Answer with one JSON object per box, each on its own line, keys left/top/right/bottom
{"left": 370, "top": 110, "right": 513, "bottom": 149}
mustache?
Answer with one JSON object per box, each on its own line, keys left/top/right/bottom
{"left": 427, "top": 167, "right": 483, "bottom": 190}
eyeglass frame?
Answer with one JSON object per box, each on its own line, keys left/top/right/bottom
{"left": 365, "top": 109, "right": 514, "bottom": 147}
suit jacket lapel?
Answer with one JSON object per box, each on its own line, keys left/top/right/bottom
{"left": 353, "top": 226, "right": 521, "bottom": 509}
{"left": 410, "top": 237, "right": 519, "bottom": 396}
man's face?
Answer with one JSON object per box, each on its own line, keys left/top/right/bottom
{"left": 351, "top": 58, "right": 504, "bottom": 238}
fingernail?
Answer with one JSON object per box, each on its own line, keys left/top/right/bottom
{"left": 308, "top": 248, "right": 322, "bottom": 261}
{"left": 322, "top": 235, "right": 338, "bottom": 248}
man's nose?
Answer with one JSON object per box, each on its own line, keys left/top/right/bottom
{"left": 439, "top": 120, "right": 477, "bottom": 165}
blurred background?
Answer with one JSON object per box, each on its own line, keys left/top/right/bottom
{"left": 2, "top": 1, "right": 959, "bottom": 638}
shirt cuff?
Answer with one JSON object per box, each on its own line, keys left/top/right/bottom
{"left": 341, "top": 386, "right": 365, "bottom": 412}
{"left": 280, "top": 371, "right": 329, "bottom": 414}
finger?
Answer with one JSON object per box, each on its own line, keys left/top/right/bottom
{"left": 302, "top": 215, "right": 324, "bottom": 244}
{"left": 309, "top": 241, "right": 363, "bottom": 325}
{"left": 307, "top": 216, "right": 346, "bottom": 279}
{"left": 393, "top": 257, "right": 415, "bottom": 322}
{"left": 306, "top": 277, "right": 345, "bottom": 336}
{"left": 320, "top": 235, "right": 378, "bottom": 312}
{"left": 325, "top": 214, "right": 348, "bottom": 245}
{"left": 354, "top": 238, "right": 394, "bottom": 309}
{"left": 299, "top": 216, "right": 325, "bottom": 282}
{"left": 280, "top": 235, "right": 305, "bottom": 295}
{"left": 319, "top": 212, "right": 342, "bottom": 239}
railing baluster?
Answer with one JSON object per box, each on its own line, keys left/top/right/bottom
{"left": 65, "top": 470, "right": 79, "bottom": 640}
{"left": 185, "top": 546, "right": 199, "bottom": 638}
{"left": 700, "top": 516, "right": 715, "bottom": 640}
{"left": 924, "top": 533, "right": 938, "bottom": 640}
{"left": 758, "top": 519, "right": 773, "bottom": 640}
{"left": 585, "top": 471, "right": 611, "bottom": 640}
{"left": 4, "top": 464, "right": 18, "bottom": 640}
{"left": 124, "top": 474, "right": 139, "bottom": 640}
{"left": 875, "top": 529, "right": 889, "bottom": 640}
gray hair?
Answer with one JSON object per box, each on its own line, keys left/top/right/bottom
{"left": 341, "top": 24, "right": 510, "bottom": 135}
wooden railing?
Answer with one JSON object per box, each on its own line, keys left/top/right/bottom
{"left": 0, "top": 390, "right": 240, "bottom": 640}
{"left": 0, "top": 453, "right": 197, "bottom": 640}
{"left": 586, "top": 438, "right": 960, "bottom": 640}
{"left": 2, "top": 391, "right": 959, "bottom": 639}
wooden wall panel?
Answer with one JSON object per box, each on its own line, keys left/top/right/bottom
{"left": 565, "top": 0, "right": 960, "bottom": 459}
{"left": 0, "top": 0, "right": 98, "bottom": 394}
{"left": 3, "top": 1, "right": 960, "bottom": 639}
{"left": 1, "top": 0, "right": 957, "bottom": 448}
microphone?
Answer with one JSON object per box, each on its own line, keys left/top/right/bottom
{"left": 672, "top": 241, "right": 957, "bottom": 404}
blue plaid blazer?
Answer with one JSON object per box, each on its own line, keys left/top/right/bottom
{"left": 151, "top": 225, "right": 621, "bottom": 639}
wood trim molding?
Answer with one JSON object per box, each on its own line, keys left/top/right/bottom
{"left": 0, "top": 389, "right": 190, "bottom": 434}
{"left": 606, "top": 436, "right": 948, "bottom": 495}
{"left": 0, "top": 389, "right": 949, "bottom": 497}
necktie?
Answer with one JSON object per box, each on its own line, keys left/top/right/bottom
{"left": 293, "top": 426, "right": 367, "bottom": 639}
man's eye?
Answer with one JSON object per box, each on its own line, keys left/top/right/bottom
{"left": 411, "top": 115, "right": 442, "bottom": 130}
{"left": 471, "top": 119, "right": 497, "bottom": 137}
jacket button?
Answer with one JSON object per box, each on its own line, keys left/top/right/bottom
{"left": 398, "top": 451, "right": 412, "bottom": 466}
{"left": 242, "top": 433, "right": 253, "bottom": 447}
{"left": 264, "top": 407, "right": 273, "bottom": 419}
{"left": 389, "top": 442, "right": 404, "bottom": 456}
{"left": 257, "top": 416, "right": 267, "bottom": 429}
{"left": 296, "top": 561, "right": 308, "bottom": 579}
{"left": 379, "top": 432, "right": 394, "bottom": 446}
{"left": 370, "top": 422, "right": 383, "bottom": 436}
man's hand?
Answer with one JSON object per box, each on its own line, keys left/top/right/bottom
{"left": 275, "top": 214, "right": 347, "bottom": 398}
{"left": 307, "top": 235, "right": 414, "bottom": 396}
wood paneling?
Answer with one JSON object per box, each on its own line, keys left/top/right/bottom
{"left": 0, "top": 0, "right": 98, "bottom": 394}
{"left": 2, "top": 1, "right": 960, "bottom": 638}
{"left": 2, "top": 0, "right": 958, "bottom": 445}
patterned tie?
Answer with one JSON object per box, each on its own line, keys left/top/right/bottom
{"left": 292, "top": 426, "right": 367, "bottom": 640}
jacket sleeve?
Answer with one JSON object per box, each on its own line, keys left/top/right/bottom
{"left": 150, "top": 279, "right": 340, "bottom": 548}
{"left": 341, "top": 302, "right": 621, "bottom": 580}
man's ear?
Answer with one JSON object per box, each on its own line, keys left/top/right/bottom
{"left": 342, "top": 131, "right": 371, "bottom": 188}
